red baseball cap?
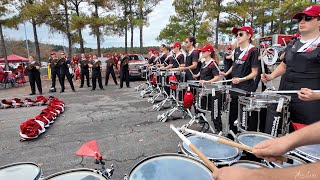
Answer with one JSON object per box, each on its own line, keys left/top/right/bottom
{"left": 106, "top": 53, "right": 111, "bottom": 58}
{"left": 172, "top": 42, "right": 181, "bottom": 48}
{"left": 201, "top": 44, "right": 214, "bottom": 53}
{"left": 154, "top": 51, "right": 159, "bottom": 55}
{"left": 232, "top": 26, "right": 253, "bottom": 36}
{"left": 148, "top": 48, "right": 154, "bottom": 52}
{"left": 293, "top": 5, "right": 320, "bottom": 19}
{"left": 227, "top": 45, "right": 233, "bottom": 49}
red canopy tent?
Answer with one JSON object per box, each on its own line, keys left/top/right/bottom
{"left": 0, "top": 54, "right": 29, "bottom": 63}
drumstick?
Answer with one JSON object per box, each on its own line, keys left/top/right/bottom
{"left": 172, "top": 53, "right": 196, "bottom": 78}
{"left": 263, "top": 90, "right": 320, "bottom": 94}
{"left": 182, "top": 127, "right": 293, "bottom": 164}
{"left": 282, "top": 38, "right": 287, "bottom": 47}
{"left": 170, "top": 125, "right": 218, "bottom": 172}
{"left": 210, "top": 78, "right": 246, "bottom": 84}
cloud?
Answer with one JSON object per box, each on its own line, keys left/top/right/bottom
{"left": 2, "top": 0, "right": 175, "bottom": 48}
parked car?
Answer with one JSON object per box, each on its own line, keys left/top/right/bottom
{"left": 118, "top": 54, "right": 148, "bottom": 78}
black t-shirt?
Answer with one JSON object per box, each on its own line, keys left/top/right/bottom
{"left": 79, "top": 58, "right": 89, "bottom": 69}
{"left": 91, "top": 60, "right": 101, "bottom": 71}
{"left": 28, "top": 61, "right": 40, "bottom": 73}
{"left": 186, "top": 49, "right": 200, "bottom": 73}
{"left": 148, "top": 56, "right": 156, "bottom": 65}
{"left": 60, "top": 58, "right": 71, "bottom": 72}
{"left": 160, "top": 54, "right": 167, "bottom": 64}
{"left": 176, "top": 53, "right": 185, "bottom": 65}
{"left": 166, "top": 56, "right": 179, "bottom": 68}
{"left": 231, "top": 46, "right": 259, "bottom": 91}
{"left": 200, "top": 61, "right": 219, "bottom": 81}
{"left": 283, "top": 40, "right": 305, "bottom": 64}
{"left": 224, "top": 53, "right": 233, "bottom": 72}
{"left": 49, "top": 57, "right": 59, "bottom": 69}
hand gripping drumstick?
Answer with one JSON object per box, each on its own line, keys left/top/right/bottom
{"left": 181, "top": 127, "right": 294, "bottom": 164}
{"left": 172, "top": 53, "right": 196, "bottom": 79}
{"left": 170, "top": 125, "right": 219, "bottom": 172}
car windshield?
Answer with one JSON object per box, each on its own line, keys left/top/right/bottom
{"left": 128, "top": 55, "right": 145, "bottom": 61}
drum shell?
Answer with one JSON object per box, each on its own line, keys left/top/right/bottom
{"left": 238, "top": 94, "right": 290, "bottom": 136}
{"left": 127, "top": 153, "right": 213, "bottom": 180}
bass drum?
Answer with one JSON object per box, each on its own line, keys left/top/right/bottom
{"left": 0, "top": 162, "right": 42, "bottom": 180}
{"left": 45, "top": 168, "right": 107, "bottom": 180}
{"left": 127, "top": 153, "right": 212, "bottom": 180}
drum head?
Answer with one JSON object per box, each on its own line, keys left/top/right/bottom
{"left": 45, "top": 168, "right": 107, "bottom": 180}
{"left": 268, "top": 155, "right": 306, "bottom": 168}
{"left": 182, "top": 135, "right": 239, "bottom": 160}
{"left": 296, "top": 144, "right": 320, "bottom": 161}
{"left": 0, "top": 162, "right": 41, "bottom": 180}
{"left": 236, "top": 132, "right": 274, "bottom": 147}
{"left": 231, "top": 160, "right": 268, "bottom": 168}
{"left": 129, "top": 154, "right": 212, "bottom": 180}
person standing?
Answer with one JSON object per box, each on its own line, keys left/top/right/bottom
{"left": 262, "top": 5, "right": 320, "bottom": 130}
{"left": 59, "top": 52, "right": 75, "bottom": 93}
{"left": 79, "top": 54, "right": 91, "bottom": 88}
{"left": 48, "top": 52, "right": 61, "bottom": 92}
{"left": 26, "top": 56, "right": 42, "bottom": 95}
{"left": 178, "top": 36, "right": 200, "bottom": 81}
{"left": 224, "top": 45, "right": 234, "bottom": 84}
{"left": 105, "top": 53, "right": 118, "bottom": 86}
{"left": 220, "top": 26, "right": 259, "bottom": 134}
{"left": 89, "top": 54, "right": 104, "bottom": 91}
{"left": 147, "top": 48, "right": 156, "bottom": 65}
{"left": 119, "top": 55, "right": 130, "bottom": 88}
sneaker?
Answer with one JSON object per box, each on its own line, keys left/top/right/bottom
{"left": 29, "top": 93, "right": 36, "bottom": 95}
{"left": 91, "top": 89, "right": 95, "bottom": 91}
{"left": 127, "top": 86, "right": 131, "bottom": 88}
{"left": 88, "top": 85, "right": 92, "bottom": 87}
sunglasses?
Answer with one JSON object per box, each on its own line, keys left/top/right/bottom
{"left": 296, "top": 16, "right": 316, "bottom": 23}
{"left": 236, "top": 32, "right": 244, "bottom": 37}
{"left": 227, "top": 48, "right": 232, "bottom": 50}
{"left": 260, "top": 46, "right": 265, "bottom": 48}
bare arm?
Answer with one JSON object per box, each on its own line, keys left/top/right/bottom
{"left": 208, "top": 75, "right": 220, "bottom": 83}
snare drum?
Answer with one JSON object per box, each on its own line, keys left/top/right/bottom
{"left": 180, "top": 134, "right": 241, "bottom": 166}
{"left": 0, "top": 162, "right": 42, "bottom": 180}
{"left": 45, "top": 168, "right": 107, "bottom": 180}
{"left": 176, "top": 83, "right": 188, "bottom": 103}
{"left": 292, "top": 144, "right": 320, "bottom": 163}
{"left": 127, "top": 154, "right": 213, "bottom": 180}
{"left": 231, "top": 160, "right": 268, "bottom": 168}
{"left": 238, "top": 93, "right": 290, "bottom": 136}
{"left": 156, "top": 69, "right": 167, "bottom": 86}
{"left": 197, "top": 85, "right": 224, "bottom": 114}
{"left": 265, "top": 155, "right": 306, "bottom": 168}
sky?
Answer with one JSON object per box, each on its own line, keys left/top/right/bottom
{"left": 3, "top": 0, "right": 175, "bottom": 49}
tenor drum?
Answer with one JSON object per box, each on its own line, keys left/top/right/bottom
{"left": 127, "top": 154, "right": 213, "bottom": 180}
{"left": 156, "top": 69, "right": 167, "bottom": 86}
{"left": 292, "top": 144, "right": 320, "bottom": 163}
{"left": 231, "top": 160, "right": 268, "bottom": 168}
{"left": 0, "top": 162, "right": 42, "bottom": 180}
{"left": 176, "top": 83, "right": 188, "bottom": 103}
{"left": 236, "top": 132, "right": 274, "bottom": 147}
{"left": 265, "top": 155, "right": 306, "bottom": 168}
{"left": 180, "top": 134, "right": 241, "bottom": 166}
{"left": 45, "top": 168, "right": 107, "bottom": 180}
{"left": 238, "top": 93, "right": 290, "bottom": 136}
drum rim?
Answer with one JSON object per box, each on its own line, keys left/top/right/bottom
{"left": 44, "top": 168, "right": 107, "bottom": 179}
{"left": 294, "top": 144, "right": 320, "bottom": 161}
{"left": 231, "top": 160, "right": 269, "bottom": 168}
{"left": 0, "top": 162, "right": 42, "bottom": 179}
{"left": 236, "top": 131, "right": 274, "bottom": 146}
{"left": 127, "top": 153, "right": 213, "bottom": 178}
{"left": 181, "top": 134, "right": 241, "bottom": 160}
{"left": 266, "top": 155, "right": 306, "bottom": 168}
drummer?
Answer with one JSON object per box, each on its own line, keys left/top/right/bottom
{"left": 159, "top": 46, "right": 179, "bottom": 69}
{"left": 213, "top": 121, "right": 320, "bottom": 180}
{"left": 193, "top": 44, "right": 222, "bottom": 132}
{"left": 261, "top": 5, "right": 320, "bottom": 130}
{"left": 220, "top": 26, "right": 259, "bottom": 134}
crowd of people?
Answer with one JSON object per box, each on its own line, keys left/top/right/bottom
{"left": 25, "top": 52, "right": 131, "bottom": 95}
{"left": 142, "top": 5, "right": 320, "bottom": 179}
{"left": 21, "top": 4, "right": 320, "bottom": 179}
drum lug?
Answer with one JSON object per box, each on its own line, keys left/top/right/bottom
{"left": 123, "top": 174, "right": 128, "bottom": 180}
